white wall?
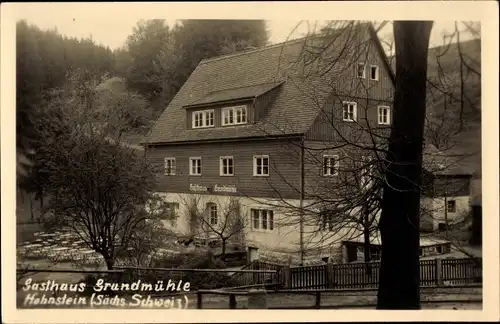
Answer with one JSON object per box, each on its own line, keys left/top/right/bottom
{"left": 155, "top": 192, "right": 354, "bottom": 263}
{"left": 430, "top": 195, "right": 470, "bottom": 231}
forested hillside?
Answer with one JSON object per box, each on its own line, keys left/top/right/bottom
{"left": 16, "top": 19, "right": 269, "bottom": 200}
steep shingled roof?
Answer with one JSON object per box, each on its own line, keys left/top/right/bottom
{"left": 184, "top": 82, "right": 284, "bottom": 108}
{"left": 144, "top": 23, "right": 391, "bottom": 145}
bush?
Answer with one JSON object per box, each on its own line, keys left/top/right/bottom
{"left": 79, "top": 251, "right": 240, "bottom": 296}
{"left": 149, "top": 251, "right": 239, "bottom": 289}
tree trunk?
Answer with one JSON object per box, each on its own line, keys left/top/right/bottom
{"left": 221, "top": 238, "right": 227, "bottom": 257}
{"left": 104, "top": 257, "right": 115, "bottom": 270}
{"left": 377, "top": 21, "right": 433, "bottom": 310}
{"left": 363, "top": 202, "right": 372, "bottom": 276}
{"left": 29, "top": 194, "right": 35, "bottom": 221}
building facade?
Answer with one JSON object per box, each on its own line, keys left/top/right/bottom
{"left": 143, "top": 23, "right": 424, "bottom": 264}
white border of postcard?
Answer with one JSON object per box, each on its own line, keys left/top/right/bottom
{"left": 2, "top": 1, "right": 499, "bottom": 322}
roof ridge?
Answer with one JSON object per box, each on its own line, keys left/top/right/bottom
{"left": 199, "top": 37, "right": 308, "bottom": 65}
{"left": 199, "top": 22, "right": 376, "bottom": 65}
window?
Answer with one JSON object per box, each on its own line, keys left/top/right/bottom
{"left": 378, "top": 106, "right": 391, "bottom": 125}
{"left": 165, "top": 202, "right": 179, "bottom": 219}
{"left": 357, "top": 62, "right": 366, "bottom": 78}
{"left": 438, "top": 222, "right": 447, "bottom": 231}
{"left": 192, "top": 110, "right": 214, "bottom": 128}
{"left": 189, "top": 157, "right": 202, "bottom": 176}
{"left": 370, "top": 65, "right": 379, "bottom": 81}
{"left": 251, "top": 209, "right": 274, "bottom": 231}
{"left": 164, "top": 158, "right": 176, "bottom": 175}
{"left": 206, "top": 203, "right": 218, "bottom": 225}
{"left": 370, "top": 247, "right": 381, "bottom": 261}
{"left": 253, "top": 155, "right": 269, "bottom": 176}
{"left": 320, "top": 210, "right": 336, "bottom": 231}
{"left": 447, "top": 200, "right": 456, "bottom": 213}
{"left": 342, "top": 101, "right": 357, "bottom": 122}
{"left": 220, "top": 156, "right": 234, "bottom": 176}
{"left": 323, "top": 155, "right": 339, "bottom": 176}
{"left": 147, "top": 199, "right": 178, "bottom": 219}
{"left": 222, "top": 105, "right": 247, "bottom": 126}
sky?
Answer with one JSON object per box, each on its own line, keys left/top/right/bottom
{"left": 10, "top": 3, "right": 479, "bottom": 51}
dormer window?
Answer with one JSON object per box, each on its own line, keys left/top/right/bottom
{"left": 357, "top": 63, "right": 366, "bottom": 78}
{"left": 222, "top": 105, "right": 247, "bottom": 126}
{"left": 192, "top": 110, "right": 214, "bottom": 129}
{"left": 370, "top": 65, "right": 380, "bottom": 81}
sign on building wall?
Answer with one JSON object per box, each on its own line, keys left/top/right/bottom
{"left": 190, "top": 184, "right": 209, "bottom": 192}
{"left": 213, "top": 184, "right": 237, "bottom": 193}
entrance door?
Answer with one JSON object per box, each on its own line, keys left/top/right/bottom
{"left": 248, "top": 247, "right": 259, "bottom": 262}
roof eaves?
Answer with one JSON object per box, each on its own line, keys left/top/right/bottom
{"left": 183, "top": 97, "right": 254, "bottom": 109}
{"left": 142, "top": 132, "right": 305, "bottom": 146}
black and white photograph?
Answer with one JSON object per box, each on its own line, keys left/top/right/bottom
{"left": 1, "top": 1, "right": 499, "bottom": 322}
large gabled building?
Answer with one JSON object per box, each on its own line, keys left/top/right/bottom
{"left": 143, "top": 22, "right": 397, "bottom": 264}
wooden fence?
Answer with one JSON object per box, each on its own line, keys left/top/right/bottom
{"left": 195, "top": 286, "right": 483, "bottom": 309}
{"left": 231, "top": 260, "right": 283, "bottom": 287}
{"left": 237, "top": 257, "right": 482, "bottom": 290}
{"left": 287, "top": 257, "right": 482, "bottom": 289}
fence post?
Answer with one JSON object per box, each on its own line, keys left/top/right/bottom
{"left": 247, "top": 289, "right": 268, "bottom": 309}
{"left": 436, "top": 258, "right": 443, "bottom": 286}
{"left": 314, "top": 291, "right": 321, "bottom": 309}
{"left": 196, "top": 291, "right": 203, "bottom": 309}
{"left": 229, "top": 294, "right": 237, "bottom": 309}
{"left": 283, "top": 264, "right": 292, "bottom": 289}
{"left": 326, "top": 259, "right": 334, "bottom": 288}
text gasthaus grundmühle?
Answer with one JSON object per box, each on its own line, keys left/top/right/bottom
{"left": 21, "top": 278, "right": 191, "bottom": 308}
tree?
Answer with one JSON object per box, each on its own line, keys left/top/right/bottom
{"left": 125, "top": 19, "right": 172, "bottom": 101}
{"left": 113, "top": 46, "right": 133, "bottom": 79}
{"left": 116, "top": 213, "right": 174, "bottom": 267}
{"left": 253, "top": 20, "right": 478, "bottom": 308}
{"left": 94, "top": 76, "right": 154, "bottom": 136}
{"left": 16, "top": 19, "right": 115, "bottom": 186}
{"left": 31, "top": 71, "right": 173, "bottom": 269}
{"left": 180, "top": 195, "right": 246, "bottom": 257}
{"left": 376, "top": 21, "right": 434, "bottom": 309}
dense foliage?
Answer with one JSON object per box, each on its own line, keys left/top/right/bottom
{"left": 17, "top": 18, "right": 268, "bottom": 189}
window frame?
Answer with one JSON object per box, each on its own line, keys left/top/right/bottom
{"left": 192, "top": 109, "right": 215, "bottom": 129}
{"left": 221, "top": 105, "right": 248, "bottom": 126}
{"left": 164, "top": 202, "right": 179, "bottom": 219}
{"left": 164, "top": 157, "right": 176, "bottom": 176}
{"left": 322, "top": 154, "right": 339, "bottom": 177}
{"left": 446, "top": 200, "right": 456, "bottom": 213}
{"left": 253, "top": 155, "right": 270, "bottom": 177}
{"left": 370, "top": 65, "right": 380, "bottom": 81}
{"left": 251, "top": 208, "right": 274, "bottom": 231}
{"left": 342, "top": 101, "right": 357, "bottom": 122}
{"left": 357, "top": 62, "right": 366, "bottom": 79}
{"left": 377, "top": 105, "right": 391, "bottom": 125}
{"left": 207, "top": 203, "right": 218, "bottom": 226}
{"left": 189, "top": 157, "right": 202, "bottom": 176}
{"left": 320, "top": 209, "right": 336, "bottom": 231}
{"left": 219, "top": 156, "right": 235, "bottom": 176}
